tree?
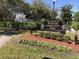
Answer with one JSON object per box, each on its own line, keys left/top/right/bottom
{"left": 32, "top": 0, "right": 51, "bottom": 20}
{"left": 60, "top": 4, "right": 72, "bottom": 25}
{"left": 74, "top": 11, "right": 79, "bottom": 22}
{"left": 26, "top": 22, "right": 37, "bottom": 35}
{"left": 0, "top": 0, "right": 12, "bottom": 21}
{"left": 0, "top": 0, "right": 26, "bottom": 22}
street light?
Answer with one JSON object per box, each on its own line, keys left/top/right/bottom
{"left": 52, "top": 0, "right": 56, "bottom": 19}
{"left": 52, "top": 0, "right": 56, "bottom": 2}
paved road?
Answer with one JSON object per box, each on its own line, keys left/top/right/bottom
{"left": 0, "top": 35, "right": 11, "bottom": 48}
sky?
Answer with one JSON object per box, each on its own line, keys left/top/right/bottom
{"left": 24, "top": 0, "right": 79, "bottom": 12}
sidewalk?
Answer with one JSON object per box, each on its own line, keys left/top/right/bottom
{"left": 0, "top": 35, "right": 11, "bottom": 48}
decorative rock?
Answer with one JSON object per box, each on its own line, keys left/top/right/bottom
{"left": 77, "top": 30, "right": 79, "bottom": 40}
{"left": 70, "top": 28, "right": 76, "bottom": 41}
{"left": 65, "top": 30, "right": 71, "bottom": 36}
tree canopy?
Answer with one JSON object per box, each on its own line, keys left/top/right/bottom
{"left": 74, "top": 11, "right": 79, "bottom": 22}
{"left": 0, "top": 0, "right": 27, "bottom": 21}
{"left": 60, "top": 4, "right": 72, "bottom": 24}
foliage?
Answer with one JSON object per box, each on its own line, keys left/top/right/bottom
{"left": 51, "top": 33, "right": 60, "bottom": 40}
{"left": 0, "top": 0, "right": 25, "bottom": 21}
{"left": 26, "top": 22, "right": 37, "bottom": 29}
{"left": 23, "top": 40, "right": 55, "bottom": 48}
{"left": 0, "top": 21, "right": 41, "bottom": 31}
{"left": 0, "top": 22, "right": 12, "bottom": 29}
{"left": 0, "top": 22, "right": 5, "bottom": 27}
{"left": 19, "top": 39, "right": 71, "bottom": 52}
{"left": 74, "top": 11, "right": 79, "bottom": 22}
{"left": 0, "top": 0, "right": 57, "bottom": 22}
{"left": 60, "top": 4, "right": 72, "bottom": 24}
{"left": 34, "top": 21, "right": 41, "bottom": 30}
{"left": 39, "top": 32, "right": 72, "bottom": 43}
{"left": 39, "top": 32, "right": 63, "bottom": 40}
{"left": 56, "top": 36, "right": 64, "bottom": 41}
{"left": 39, "top": 32, "right": 44, "bottom": 37}
{"left": 0, "top": 43, "right": 79, "bottom": 59}
{"left": 39, "top": 32, "right": 51, "bottom": 39}
{"left": 11, "top": 22, "right": 20, "bottom": 30}
{"left": 70, "top": 21, "right": 79, "bottom": 30}
{"left": 43, "top": 33, "right": 51, "bottom": 39}
{"left": 63, "top": 35, "right": 71, "bottom": 42}
{"left": 32, "top": 0, "right": 51, "bottom": 20}
{"left": 57, "top": 45, "right": 71, "bottom": 52}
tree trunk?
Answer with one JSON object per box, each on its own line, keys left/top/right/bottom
{"left": 31, "top": 29, "right": 32, "bottom": 35}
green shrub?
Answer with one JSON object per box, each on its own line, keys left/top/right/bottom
{"left": 0, "top": 22, "right": 5, "bottom": 27}
{"left": 12, "top": 22, "right": 20, "bottom": 30}
{"left": 39, "top": 32, "right": 58, "bottom": 39}
{"left": 51, "top": 34, "right": 58, "bottom": 39}
{"left": 39, "top": 32, "right": 51, "bottom": 39}
{"left": 39, "top": 32, "right": 72, "bottom": 42}
{"left": 39, "top": 32, "right": 44, "bottom": 37}
{"left": 63, "top": 35, "right": 71, "bottom": 42}
{"left": 56, "top": 36, "right": 64, "bottom": 41}
{"left": 34, "top": 21, "right": 41, "bottom": 30}
{"left": 39, "top": 32, "right": 65, "bottom": 41}
{"left": 43, "top": 33, "right": 51, "bottom": 39}
{"left": 70, "top": 21, "right": 79, "bottom": 30}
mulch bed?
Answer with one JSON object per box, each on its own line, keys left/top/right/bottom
{"left": 21, "top": 34, "right": 79, "bottom": 52}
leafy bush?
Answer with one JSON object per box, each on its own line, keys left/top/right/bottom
{"left": 34, "top": 21, "right": 41, "bottom": 30}
{"left": 0, "top": 22, "right": 5, "bottom": 27}
{"left": 70, "top": 22, "right": 79, "bottom": 30}
{"left": 39, "top": 32, "right": 51, "bottom": 39}
{"left": 51, "top": 34, "right": 58, "bottom": 39}
{"left": 43, "top": 33, "right": 51, "bottom": 39}
{"left": 39, "top": 32, "right": 44, "bottom": 37}
{"left": 63, "top": 35, "right": 71, "bottom": 42}
{"left": 39, "top": 32, "right": 72, "bottom": 43}
{"left": 11, "top": 22, "right": 41, "bottom": 31}
{"left": 11, "top": 22, "right": 20, "bottom": 30}
{"left": 39, "top": 32, "right": 65, "bottom": 41}
{"left": 51, "top": 34, "right": 63, "bottom": 40}
{"left": 56, "top": 36, "right": 64, "bottom": 41}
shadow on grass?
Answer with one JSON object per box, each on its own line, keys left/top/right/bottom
{"left": 0, "top": 31, "right": 20, "bottom": 36}
{"left": 42, "top": 57, "right": 52, "bottom": 59}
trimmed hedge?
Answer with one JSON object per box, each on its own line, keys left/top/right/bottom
{"left": 0, "top": 21, "right": 41, "bottom": 31}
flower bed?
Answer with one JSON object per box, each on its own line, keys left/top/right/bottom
{"left": 38, "top": 32, "right": 71, "bottom": 43}
{"left": 19, "top": 39, "right": 71, "bottom": 52}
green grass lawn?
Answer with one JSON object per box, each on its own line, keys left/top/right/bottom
{"left": 0, "top": 35, "right": 79, "bottom": 59}
{"left": 0, "top": 44, "right": 79, "bottom": 59}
